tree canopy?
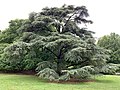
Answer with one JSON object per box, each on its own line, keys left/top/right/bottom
{"left": 0, "top": 5, "right": 117, "bottom": 81}
{"left": 97, "top": 33, "right": 120, "bottom": 64}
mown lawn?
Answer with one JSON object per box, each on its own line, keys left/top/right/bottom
{"left": 0, "top": 74, "right": 120, "bottom": 90}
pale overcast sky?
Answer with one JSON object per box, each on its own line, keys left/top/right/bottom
{"left": 0, "top": 0, "right": 120, "bottom": 38}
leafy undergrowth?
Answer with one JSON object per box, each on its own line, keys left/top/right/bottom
{"left": 0, "top": 74, "right": 120, "bottom": 90}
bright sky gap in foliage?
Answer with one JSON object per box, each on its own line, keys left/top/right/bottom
{"left": 0, "top": 0, "right": 120, "bottom": 38}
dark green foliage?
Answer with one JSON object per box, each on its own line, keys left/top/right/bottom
{"left": 0, "top": 42, "right": 41, "bottom": 71}
{"left": 0, "top": 5, "right": 116, "bottom": 81}
{"left": 0, "top": 42, "right": 28, "bottom": 71}
{"left": 97, "top": 33, "right": 120, "bottom": 64}
{"left": 36, "top": 61, "right": 57, "bottom": 71}
{"left": 0, "top": 19, "right": 25, "bottom": 43}
{"left": 0, "top": 43, "right": 9, "bottom": 54}
{"left": 20, "top": 32, "right": 38, "bottom": 43}
{"left": 37, "top": 68, "right": 59, "bottom": 81}
{"left": 100, "top": 63, "right": 119, "bottom": 74}
{"left": 59, "top": 66, "right": 95, "bottom": 81}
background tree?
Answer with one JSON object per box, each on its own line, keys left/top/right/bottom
{"left": 0, "top": 19, "right": 26, "bottom": 43}
{"left": 97, "top": 33, "right": 120, "bottom": 64}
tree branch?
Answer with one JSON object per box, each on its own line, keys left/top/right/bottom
{"left": 44, "top": 47, "right": 58, "bottom": 58}
{"left": 64, "top": 12, "right": 76, "bottom": 27}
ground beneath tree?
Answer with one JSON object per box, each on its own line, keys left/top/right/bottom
{"left": 0, "top": 70, "right": 36, "bottom": 75}
{"left": 0, "top": 74, "right": 119, "bottom": 90}
{"left": 0, "top": 71, "right": 96, "bottom": 84}
{"left": 48, "top": 78, "right": 95, "bottom": 84}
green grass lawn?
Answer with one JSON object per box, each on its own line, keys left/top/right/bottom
{"left": 0, "top": 74, "right": 120, "bottom": 90}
